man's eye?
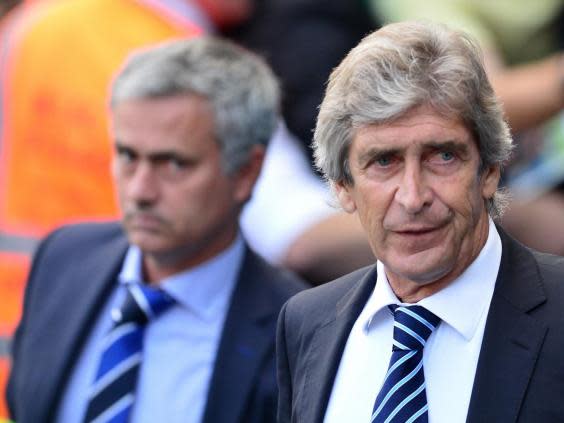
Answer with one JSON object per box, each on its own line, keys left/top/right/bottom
{"left": 117, "top": 149, "right": 136, "bottom": 163}
{"left": 168, "top": 157, "right": 188, "bottom": 171}
{"left": 158, "top": 157, "right": 191, "bottom": 179}
{"left": 376, "top": 155, "right": 393, "bottom": 167}
{"left": 439, "top": 151, "right": 454, "bottom": 161}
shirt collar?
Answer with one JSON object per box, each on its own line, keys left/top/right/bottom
{"left": 118, "top": 235, "right": 245, "bottom": 321}
{"left": 362, "top": 219, "right": 501, "bottom": 341}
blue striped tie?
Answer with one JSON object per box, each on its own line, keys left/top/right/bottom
{"left": 84, "top": 283, "right": 174, "bottom": 423}
{"left": 371, "top": 305, "right": 441, "bottom": 423}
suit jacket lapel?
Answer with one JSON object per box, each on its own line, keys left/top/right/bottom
{"left": 298, "top": 266, "right": 378, "bottom": 423}
{"left": 202, "top": 249, "right": 279, "bottom": 423}
{"left": 466, "top": 231, "right": 547, "bottom": 423}
{"left": 40, "top": 231, "right": 128, "bottom": 421}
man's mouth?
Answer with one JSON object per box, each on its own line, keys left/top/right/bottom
{"left": 395, "top": 226, "right": 440, "bottom": 235}
{"left": 126, "top": 213, "right": 165, "bottom": 230}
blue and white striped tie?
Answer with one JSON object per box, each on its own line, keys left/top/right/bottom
{"left": 371, "top": 305, "right": 440, "bottom": 423}
{"left": 84, "top": 283, "right": 174, "bottom": 423}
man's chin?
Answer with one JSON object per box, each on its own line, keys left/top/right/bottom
{"left": 127, "top": 233, "right": 167, "bottom": 253}
{"left": 385, "top": 249, "right": 453, "bottom": 285}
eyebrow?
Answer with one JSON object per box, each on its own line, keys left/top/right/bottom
{"left": 114, "top": 142, "right": 189, "bottom": 162}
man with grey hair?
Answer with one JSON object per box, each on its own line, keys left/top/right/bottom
{"left": 277, "top": 21, "right": 564, "bottom": 423}
{"left": 7, "top": 36, "right": 305, "bottom": 423}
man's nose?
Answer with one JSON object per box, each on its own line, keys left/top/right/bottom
{"left": 394, "top": 164, "right": 432, "bottom": 214}
{"left": 127, "top": 162, "right": 159, "bottom": 204}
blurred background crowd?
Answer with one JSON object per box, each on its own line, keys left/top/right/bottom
{"left": 0, "top": 0, "right": 562, "bottom": 418}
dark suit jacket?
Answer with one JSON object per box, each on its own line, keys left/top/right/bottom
{"left": 277, "top": 229, "right": 564, "bottom": 422}
{"left": 7, "top": 222, "right": 306, "bottom": 423}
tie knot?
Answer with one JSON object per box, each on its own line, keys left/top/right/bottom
{"left": 111, "top": 283, "right": 175, "bottom": 326}
{"left": 389, "top": 304, "right": 440, "bottom": 351}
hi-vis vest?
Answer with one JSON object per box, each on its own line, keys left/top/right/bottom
{"left": 0, "top": 0, "right": 203, "bottom": 416}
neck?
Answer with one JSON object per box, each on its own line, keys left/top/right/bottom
{"left": 389, "top": 278, "right": 452, "bottom": 303}
{"left": 142, "top": 229, "right": 239, "bottom": 284}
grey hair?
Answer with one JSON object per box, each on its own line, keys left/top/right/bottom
{"left": 313, "top": 21, "right": 513, "bottom": 218}
{"left": 111, "top": 36, "right": 280, "bottom": 174}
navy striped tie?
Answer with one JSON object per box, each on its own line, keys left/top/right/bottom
{"left": 84, "top": 283, "right": 174, "bottom": 423}
{"left": 371, "top": 305, "right": 441, "bottom": 423}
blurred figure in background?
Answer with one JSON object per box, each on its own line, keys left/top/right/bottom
{"left": 371, "top": 0, "right": 564, "bottom": 254}
{"left": 7, "top": 36, "right": 305, "bottom": 423}
{"left": 0, "top": 1, "right": 215, "bottom": 415}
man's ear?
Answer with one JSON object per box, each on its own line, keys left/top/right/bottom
{"left": 481, "top": 164, "right": 501, "bottom": 200}
{"left": 334, "top": 181, "right": 357, "bottom": 213}
{"left": 233, "top": 145, "right": 265, "bottom": 204}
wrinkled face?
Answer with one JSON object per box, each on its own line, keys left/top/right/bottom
{"left": 336, "top": 105, "right": 500, "bottom": 287}
{"left": 112, "top": 95, "right": 252, "bottom": 269}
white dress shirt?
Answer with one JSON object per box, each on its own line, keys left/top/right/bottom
{"left": 56, "top": 236, "right": 244, "bottom": 423}
{"left": 324, "top": 219, "right": 501, "bottom": 423}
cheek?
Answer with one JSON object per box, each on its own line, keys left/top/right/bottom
{"left": 355, "top": 189, "right": 389, "bottom": 233}
{"left": 436, "top": 176, "right": 484, "bottom": 221}
{"left": 114, "top": 180, "right": 127, "bottom": 203}
{"left": 173, "top": 176, "right": 232, "bottom": 218}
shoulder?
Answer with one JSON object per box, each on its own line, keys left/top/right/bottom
{"left": 283, "top": 265, "right": 374, "bottom": 327}
{"left": 531, "top": 250, "right": 564, "bottom": 295}
{"left": 37, "top": 221, "right": 124, "bottom": 253}
{"left": 48, "top": 220, "right": 123, "bottom": 240}
{"left": 498, "top": 227, "right": 564, "bottom": 299}
{"left": 30, "top": 221, "right": 126, "bottom": 273}
{"left": 501, "top": 228, "right": 564, "bottom": 293}
{"left": 21, "top": 222, "right": 127, "bottom": 328}
{"left": 277, "top": 265, "right": 375, "bottom": 364}
{"left": 241, "top": 247, "right": 309, "bottom": 303}
{"left": 288, "top": 265, "right": 372, "bottom": 308}
{"left": 500, "top": 233, "right": 564, "bottom": 326}
{"left": 532, "top": 250, "right": 564, "bottom": 276}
